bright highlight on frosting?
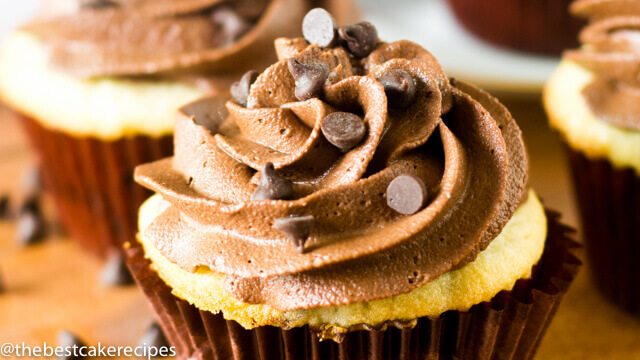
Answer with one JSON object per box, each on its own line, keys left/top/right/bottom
{"left": 135, "top": 8, "right": 530, "bottom": 311}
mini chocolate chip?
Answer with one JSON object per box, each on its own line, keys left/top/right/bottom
{"left": 100, "top": 251, "right": 134, "bottom": 287}
{"left": 378, "top": 69, "right": 416, "bottom": 108}
{"left": 302, "top": 8, "right": 338, "bottom": 48}
{"left": 287, "top": 58, "right": 330, "bottom": 101}
{"left": 386, "top": 174, "right": 427, "bottom": 215}
{"left": 231, "top": 70, "right": 259, "bottom": 107}
{"left": 212, "top": 6, "right": 252, "bottom": 45}
{"left": 338, "top": 22, "right": 378, "bottom": 58}
{"left": 0, "top": 195, "right": 10, "bottom": 219}
{"left": 321, "top": 112, "right": 366, "bottom": 152}
{"left": 81, "top": 0, "right": 117, "bottom": 9}
{"left": 15, "top": 197, "right": 46, "bottom": 246}
{"left": 252, "top": 163, "right": 294, "bottom": 200}
{"left": 274, "top": 215, "right": 314, "bottom": 253}
{"left": 138, "top": 323, "right": 170, "bottom": 355}
{"left": 58, "top": 330, "right": 86, "bottom": 360}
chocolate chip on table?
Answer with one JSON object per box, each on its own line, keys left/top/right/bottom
{"left": 57, "top": 330, "right": 87, "bottom": 360}
{"left": 338, "top": 22, "right": 378, "bottom": 58}
{"left": 378, "top": 69, "right": 417, "bottom": 108}
{"left": 321, "top": 112, "right": 366, "bottom": 152}
{"left": 15, "top": 197, "right": 46, "bottom": 246}
{"left": 100, "top": 251, "right": 134, "bottom": 287}
{"left": 274, "top": 215, "right": 315, "bottom": 254}
{"left": 252, "top": 162, "right": 294, "bottom": 201}
{"left": 138, "top": 323, "right": 170, "bottom": 353}
{"left": 231, "top": 70, "right": 259, "bottom": 107}
{"left": 212, "top": 6, "right": 252, "bottom": 45}
{"left": 386, "top": 174, "right": 428, "bottom": 215}
{"left": 0, "top": 194, "right": 10, "bottom": 219}
{"left": 302, "top": 8, "right": 338, "bottom": 48}
{"left": 81, "top": 0, "right": 117, "bottom": 9}
{"left": 287, "top": 58, "right": 330, "bottom": 101}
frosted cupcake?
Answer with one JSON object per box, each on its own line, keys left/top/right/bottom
{"left": 544, "top": 0, "right": 640, "bottom": 315}
{"left": 130, "top": 9, "right": 581, "bottom": 359}
{"left": 0, "top": 0, "right": 308, "bottom": 257}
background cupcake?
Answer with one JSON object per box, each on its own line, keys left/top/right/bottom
{"left": 447, "top": 0, "right": 585, "bottom": 55}
{"left": 129, "top": 9, "right": 581, "bottom": 359}
{"left": 0, "top": 0, "right": 310, "bottom": 258}
{"left": 544, "top": 0, "right": 640, "bottom": 315}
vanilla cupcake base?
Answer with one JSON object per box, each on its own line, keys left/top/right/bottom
{"left": 127, "top": 208, "right": 580, "bottom": 360}
{"left": 544, "top": 60, "right": 640, "bottom": 174}
{"left": 0, "top": 31, "right": 208, "bottom": 257}
{"left": 138, "top": 190, "right": 547, "bottom": 331}
{"left": 0, "top": 31, "right": 206, "bottom": 139}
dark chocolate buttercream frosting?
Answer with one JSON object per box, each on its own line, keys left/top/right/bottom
{"left": 22, "top": 0, "right": 306, "bottom": 79}
{"left": 135, "top": 34, "right": 529, "bottom": 311}
{"left": 567, "top": 0, "right": 640, "bottom": 131}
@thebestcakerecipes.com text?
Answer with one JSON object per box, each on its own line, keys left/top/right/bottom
{"left": 1, "top": 342, "right": 175, "bottom": 359}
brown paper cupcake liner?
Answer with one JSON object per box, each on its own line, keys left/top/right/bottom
{"left": 20, "top": 113, "right": 173, "bottom": 258}
{"left": 126, "top": 210, "right": 581, "bottom": 360}
{"left": 565, "top": 145, "right": 640, "bottom": 315}
{"left": 447, "top": 0, "right": 584, "bottom": 55}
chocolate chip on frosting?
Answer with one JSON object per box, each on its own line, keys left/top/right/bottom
{"left": 321, "top": 112, "right": 367, "bottom": 152}
{"left": 231, "top": 70, "right": 259, "bottom": 107}
{"left": 211, "top": 6, "right": 252, "bottom": 46}
{"left": 378, "top": 69, "right": 417, "bottom": 108}
{"left": 274, "top": 215, "right": 314, "bottom": 253}
{"left": 302, "top": 8, "right": 338, "bottom": 48}
{"left": 386, "top": 175, "right": 428, "bottom": 215}
{"left": 338, "top": 22, "right": 378, "bottom": 58}
{"left": 58, "top": 330, "right": 87, "bottom": 360}
{"left": 252, "top": 162, "right": 294, "bottom": 201}
{"left": 100, "top": 251, "right": 134, "bottom": 287}
{"left": 287, "top": 58, "right": 330, "bottom": 101}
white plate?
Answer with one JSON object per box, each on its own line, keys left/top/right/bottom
{"left": 359, "top": 0, "right": 561, "bottom": 94}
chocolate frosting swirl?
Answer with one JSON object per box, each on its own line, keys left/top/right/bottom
{"left": 22, "top": 0, "right": 306, "bottom": 78}
{"left": 135, "top": 37, "right": 528, "bottom": 311}
{"left": 567, "top": 0, "right": 640, "bottom": 131}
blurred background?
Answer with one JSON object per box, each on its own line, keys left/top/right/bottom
{"left": 0, "top": 1, "right": 638, "bottom": 359}
{"left": 0, "top": 0, "right": 562, "bottom": 94}
{"left": 0, "top": 2, "right": 38, "bottom": 39}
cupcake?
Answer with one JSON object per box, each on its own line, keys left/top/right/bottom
{"left": 544, "top": 0, "right": 640, "bottom": 315}
{"left": 0, "top": 0, "right": 309, "bottom": 257}
{"left": 129, "top": 9, "right": 581, "bottom": 359}
{"left": 447, "top": 0, "right": 584, "bottom": 55}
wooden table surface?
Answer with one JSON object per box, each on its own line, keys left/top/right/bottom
{"left": 0, "top": 96, "right": 639, "bottom": 359}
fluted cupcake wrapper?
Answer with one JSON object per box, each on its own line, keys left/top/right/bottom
{"left": 565, "top": 146, "right": 640, "bottom": 316}
{"left": 126, "top": 210, "right": 581, "bottom": 360}
{"left": 447, "top": 0, "right": 583, "bottom": 55}
{"left": 20, "top": 114, "right": 173, "bottom": 258}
